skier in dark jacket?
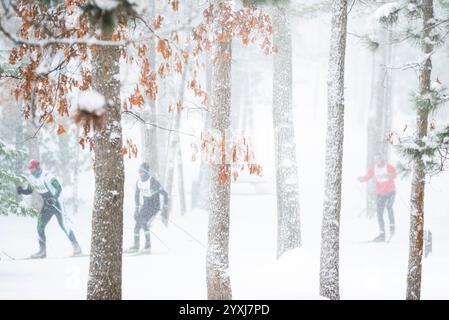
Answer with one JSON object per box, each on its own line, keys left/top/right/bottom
{"left": 17, "top": 159, "right": 82, "bottom": 259}
{"left": 125, "top": 163, "right": 169, "bottom": 254}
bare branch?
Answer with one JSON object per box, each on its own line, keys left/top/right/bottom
{"left": 122, "top": 110, "right": 199, "bottom": 139}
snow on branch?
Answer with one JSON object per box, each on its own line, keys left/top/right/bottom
{"left": 390, "top": 120, "right": 449, "bottom": 178}
{"left": 374, "top": 2, "right": 400, "bottom": 26}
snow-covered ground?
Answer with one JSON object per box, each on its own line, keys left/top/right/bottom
{"left": 1, "top": 167, "right": 448, "bottom": 299}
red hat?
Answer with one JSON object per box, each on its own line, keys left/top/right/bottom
{"left": 27, "top": 159, "right": 40, "bottom": 170}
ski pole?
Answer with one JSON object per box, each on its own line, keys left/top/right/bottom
{"left": 0, "top": 249, "right": 16, "bottom": 260}
{"left": 166, "top": 217, "right": 207, "bottom": 249}
{"left": 149, "top": 230, "right": 170, "bottom": 250}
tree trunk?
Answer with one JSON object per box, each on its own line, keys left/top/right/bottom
{"left": 406, "top": 0, "right": 433, "bottom": 301}
{"left": 319, "top": 0, "right": 348, "bottom": 301}
{"left": 141, "top": 1, "right": 159, "bottom": 176}
{"left": 366, "top": 18, "right": 393, "bottom": 218}
{"left": 162, "top": 56, "right": 188, "bottom": 223}
{"left": 206, "top": 1, "right": 232, "bottom": 300}
{"left": 26, "top": 104, "right": 40, "bottom": 160}
{"left": 26, "top": 104, "right": 43, "bottom": 211}
{"left": 163, "top": 108, "right": 181, "bottom": 223}
{"left": 272, "top": 1, "right": 301, "bottom": 259}
{"left": 177, "top": 146, "right": 187, "bottom": 215}
{"left": 383, "top": 28, "right": 394, "bottom": 160}
{"left": 87, "top": 43, "right": 124, "bottom": 300}
{"left": 57, "top": 129, "right": 71, "bottom": 186}
{"left": 162, "top": 117, "right": 176, "bottom": 224}
{"left": 192, "top": 52, "right": 212, "bottom": 211}
{"left": 72, "top": 126, "right": 80, "bottom": 216}
{"left": 14, "top": 104, "right": 25, "bottom": 205}
{"left": 141, "top": 108, "right": 158, "bottom": 174}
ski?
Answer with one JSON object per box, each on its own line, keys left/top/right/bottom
{"left": 1, "top": 254, "right": 90, "bottom": 261}
{"left": 358, "top": 240, "right": 388, "bottom": 244}
{"left": 357, "top": 236, "right": 393, "bottom": 244}
{"left": 123, "top": 251, "right": 151, "bottom": 257}
{"left": 2, "top": 251, "right": 161, "bottom": 261}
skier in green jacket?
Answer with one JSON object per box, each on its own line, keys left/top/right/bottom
{"left": 17, "top": 159, "right": 82, "bottom": 259}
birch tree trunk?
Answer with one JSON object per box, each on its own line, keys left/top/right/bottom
{"left": 87, "top": 42, "right": 124, "bottom": 300}
{"left": 319, "top": 0, "right": 348, "bottom": 301}
{"left": 406, "top": 0, "right": 433, "bottom": 301}
{"left": 206, "top": 1, "right": 232, "bottom": 300}
{"left": 272, "top": 1, "right": 301, "bottom": 259}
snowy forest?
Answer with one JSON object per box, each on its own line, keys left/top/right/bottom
{"left": 1, "top": 0, "right": 449, "bottom": 300}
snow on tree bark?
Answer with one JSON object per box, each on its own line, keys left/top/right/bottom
{"left": 206, "top": 0, "right": 232, "bottom": 300}
{"left": 319, "top": 0, "right": 348, "bottom": 301}
{"left": 271, "top": 1, "right": 301, "bottom": 258}
{"left": 406, "top": 0, "right": 433, "bottom": 301}
{"left": 87, "top": 43, "right": 124, "bottom": 300}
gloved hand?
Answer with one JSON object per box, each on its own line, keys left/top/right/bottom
{"left": 45, "top": 198, "right": 56, "bottom": 207}
{"left": 17, "top": 186, "right": 24, "bottom": 194}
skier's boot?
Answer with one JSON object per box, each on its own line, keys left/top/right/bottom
{"left": 141, "top": 232, "right": 151, "bottom": 254}
{"left": 372, "top": 232, "right": 386, "bottom": 242}
{"left": 124, "top": 234, "right": 140, "bottom": 253}
{"left": 141, "top": 246, "right": 151, "bottom": 254}
{"left": 125, "top": 246, "right": 139, "bottom": 254}
{"left": 30, "top": 248, "right": 46, "bottom": 259}
{"left": 388, "top": 225, "right": 395, "bottom": 241}
{"left": 72, "top": 241, "right": 82, "bottom": 256}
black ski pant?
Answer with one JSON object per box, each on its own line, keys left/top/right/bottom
{"left": 37, "top": 201, "right": 79, "bottom": 251}
{"left": 133, "top": 212, "right": 155, "bottom": 248}
{"left": 376, "top": 191, "right": 395, "bottom": 234}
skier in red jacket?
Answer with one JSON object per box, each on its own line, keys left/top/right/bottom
{"left": 358, "top": 155, "right": 397, "bottom": 242}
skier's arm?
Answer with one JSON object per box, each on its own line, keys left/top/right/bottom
{"left": 50, "top": 178, "right": 62, "bottom": 199}
{"left": 135, "top": 181, "right": 140, "bottom": 208}
{"left": 359, "top": 167, "right": 374, "bottom": 182}
{"left": 160, "top": 188, "right": 169, "bottom": 206}
{"left": 388, "top": 164, "right": 397, "bottom": 180}
{"left": 17, "top": 183, "right": 33, "bottom": 195}
{"left": 154, "top": 178, "right": 169, "bottom": 205}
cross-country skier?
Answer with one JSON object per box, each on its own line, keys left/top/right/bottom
{"left": 125, "top": 163, "right": 169, "bottom": 254}
{"left": 358, "top": 155, "right": 397, "bottom": 242}
{"left": 17, "top": 159, "right": 82, "bottom": 259}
